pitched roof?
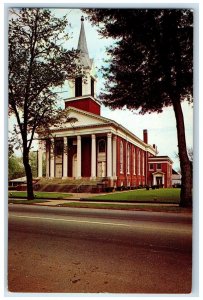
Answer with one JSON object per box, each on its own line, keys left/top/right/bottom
{"left": 9, "top": 176, "right": 27, "bottom": 183}
{"left": 49, "top": 106, "right": 156, "bottom": 154}
{"left": 149, "top": 156, "right": 173, "bottom": 163}
{"left": 172, "top": 169, "right": 180, "bottom": 175}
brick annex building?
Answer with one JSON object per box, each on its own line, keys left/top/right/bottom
{"left": 37, "top": 17, "right": 173, "bottom": 190}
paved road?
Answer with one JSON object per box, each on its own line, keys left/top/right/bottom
{"left": 8, "top": 205, "right": 192, "bottom": 294}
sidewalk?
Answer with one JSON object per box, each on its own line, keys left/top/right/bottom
{"left": 31, "top": 198, "right": 179, "bottom": 207}
{"left": 8, "top": 197, "right": 192, "bottom": 214}
{"left": 9, "top": 191, "right": 181, "bottom": 206}
{"left": 9, "top": 191, "right": 189, "bottom": 214}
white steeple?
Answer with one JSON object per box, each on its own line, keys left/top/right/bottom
{"left": 65, "top": 16, "right": 100, "bottom": 115}
{"left": 77, "top": 16, "right": 92, "bottom": 69}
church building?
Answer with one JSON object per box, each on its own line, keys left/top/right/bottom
{"left": 37, "top": 17, "right": 173, "bottom": 190}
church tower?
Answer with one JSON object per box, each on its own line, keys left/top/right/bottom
{"left": 65, "top": 16, "right": 101, "bottom": 115}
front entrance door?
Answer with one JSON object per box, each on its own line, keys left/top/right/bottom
{"left": 97, "top": 161, "right": 106, "bottom": 177}
{"left": 55, "top": 164, "right": 62, "bottom": 178}
{"left": 72, "top": 154, "right": 77, "bottom": 178}
{"left": 156, "top": 176, "right": 163, "bottom": 186}
{"left": 97, "top": 139, "right": 106, "bottom": 177}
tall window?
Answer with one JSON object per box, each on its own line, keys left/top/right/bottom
{"left": 54, "top": 139, "right": 63, "bottom": 156}
{"left": 157, "top": 163, "right": 162, "bottom": 170}
{"left": 75, "top": 77, "right": 82, "bottom": 97}
{"left": 149, "top": 163, "right": 154, "bottom": 170}
{"left": 142, "top": 152, "right": 145, "bottom": 175}
{"left": 127, "top": 144, "right": 130, "bottom": 174}
{"left": 98, "top": 139, "right": 106, "bottom": 153}
{"left": 133, "top": 148, "right": 136, "bottom": 175}
{"left": 54, "top": 138, "right": 63, "bottom": 178}
{"left": 91, "top": 78, "right": 94, "bottom": 97}
{"left": 138, "top": 150, "right": 141, "bottom": 175}
{"left": 120, "top": 141, "right": 123, "bottom": 173}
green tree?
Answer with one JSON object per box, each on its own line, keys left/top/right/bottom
{"left": 29, "top": 151, "right": 38, "bottom": 178}
{"left": 84, "top": 9, "right": 193, "bottom": 207}
{"left": 9, "top": 8, "right": 78, "bottom": 199}
{"left": 8, "top": 143, "right": 14, "bottom": 158}
{"left": 8, "top": 155, "right": 25, "bottom": 180}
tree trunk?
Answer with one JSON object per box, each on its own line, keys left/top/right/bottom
{"left": 172, "top": 99, "right": 192, "bottom": 207}
{"left": 23, "top": 151, "right": 34, "bottom": 200}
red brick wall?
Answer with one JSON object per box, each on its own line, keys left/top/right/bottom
{"left": 81, "top": 137, "right": 91, "bottom": 177}
{"left": 65, "top": 134, "right": 172, "bottom": 188}
{"left": 67, "top": 137, "right": 91, "bottom": 177}
{"left": 65, "top": 98, "right": 101, "bottom": 115}
{"left": 116, "top": 136, "right": 146, "bottom": 187}
{"left": 147, "top": 161, "right": 172, "bottom": 188}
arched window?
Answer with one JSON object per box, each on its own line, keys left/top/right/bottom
{"left": 54, "top": 138, "right": 63, "bottom": 156}
{"left": 120, "top": 141, "right": 123, "bottom": 173}
{"left": 98, "top": 139, "right": 106, "bottom": 153}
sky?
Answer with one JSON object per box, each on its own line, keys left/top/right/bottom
{"left": 52, "top": 8, "right": 193, "bottom": 171}
{"left": 7, "top": 7, "right": 194, "bottom": 171}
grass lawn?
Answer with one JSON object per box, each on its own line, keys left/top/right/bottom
{"left": 89, "top": 188, "right": 180, "bottom": 203}
{"left": 8, "top": 191, "right": 72, "bottom": 199}
{"left": 8, "top": 189, "right": 180, "bottom": 203}
{"left": 7, "top": 188, "right": 190, "bottom": 213}
{"left": 8, "top": 199, "right": 50, "bottom": 205}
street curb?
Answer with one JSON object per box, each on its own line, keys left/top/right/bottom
{"left": 8, "top": 197, "right": 179, "bottom": 205}
{"left": 79, "top": 198, "right": 178, "bottom": 205}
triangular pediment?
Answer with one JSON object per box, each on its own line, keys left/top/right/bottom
{"left": 152, "top": 171, "right": 165, "bottom": 175}
{"left": 51, "top": 107, "right": 111, "bottom": 131}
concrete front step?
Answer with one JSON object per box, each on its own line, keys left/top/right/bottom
{"left": 15, "top": 177, "right": 109, "bottom": 193}
{"left": 34, "top": 178, "right": 107, "bottom": 193}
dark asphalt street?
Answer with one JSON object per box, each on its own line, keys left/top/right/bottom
{"left": 8, "top": 205, "right": 192, "bottom": 294}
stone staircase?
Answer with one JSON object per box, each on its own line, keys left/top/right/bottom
{"left": 34, "top": 177, "right": 107, "bottom": 193}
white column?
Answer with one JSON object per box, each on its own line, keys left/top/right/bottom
{"left": 91, "top": 134, "right": 96, "bottom": 179}
{"left": 162, "top": 174, "right": 165, "bottom": 186}
{"left": 63, "top": 137, "right": 68, "bottom": 178}
{"left": 77, "top": 135, "right": 81, "bottom": 179}
{"left": 46, "top": 140, "right": 50, "bottom": 177}
{"left": 38, "top": 140, "right": 43, "bottom": 177}
{"left": 107, "top": 133, "right": 112, "bottom": 178}
{"left": 153, "top": 174, "right": 156, "bottom": 185}
{"left": 50, "top": 138, "right": 55, "bottom": 178}
{"left": 113, "top": 135, "right": 117, "bottom": 178}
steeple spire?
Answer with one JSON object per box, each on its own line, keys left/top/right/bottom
{"left": 77, "top": 16, "right": 89, "bottom": 54}
{"left": 65, "top": 16, "right": 100, "bottom": 115}
{"left": 77, "top": 16, "right": 92, "bottom": 68}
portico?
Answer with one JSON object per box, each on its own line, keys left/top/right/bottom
{"left": 39, "top": 131, "right": 115, "bottom": 181}
{"left": 152, "top": 171, "right": 165, "bottom": 187}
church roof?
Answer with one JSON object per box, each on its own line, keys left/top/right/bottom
{"left": 77, "top": 16, "right": 92, "bottom": 69}
{"left": 49, "top": 106, "right": 157, "bottom": 154}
